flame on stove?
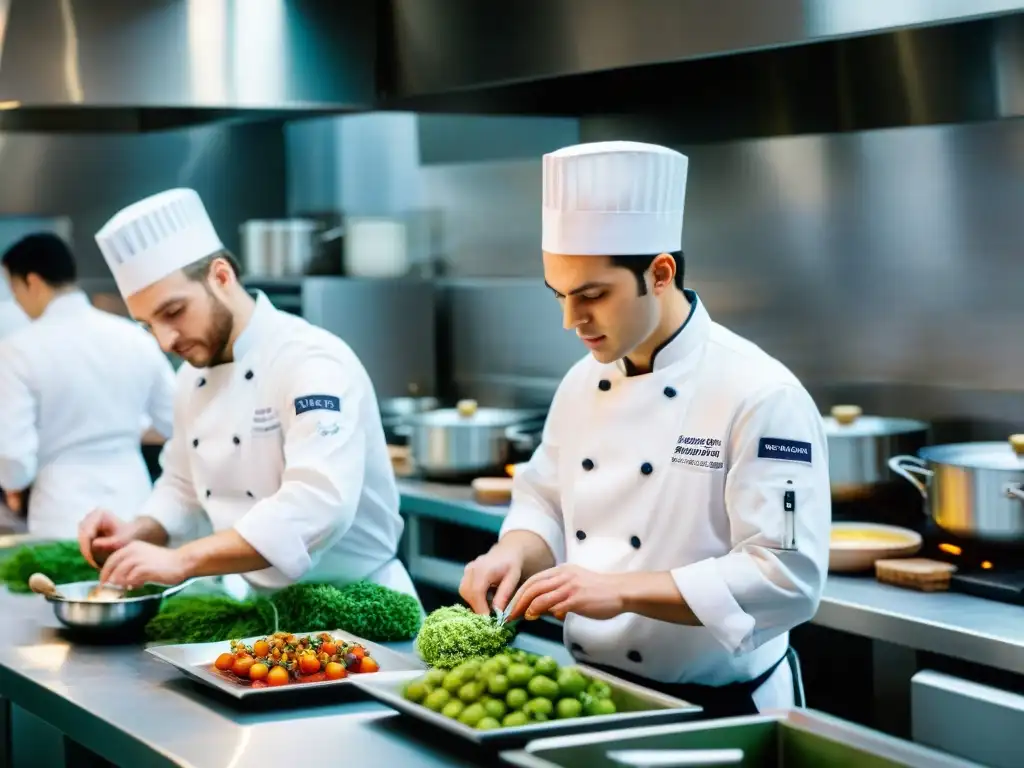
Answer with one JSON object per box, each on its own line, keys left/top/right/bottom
{"left": 938, "top": 543, "right": 962, "bottom": 556}
{"left": 982, "top": 560, "right": 994, "bottom": 570}
{"left": 505, "top": 464, "right": 517, "bottom": 477}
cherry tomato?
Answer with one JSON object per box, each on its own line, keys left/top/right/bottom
{"left": 253, "top": 640, "right": 270, "bottom": 658}
{"left": 299, "top": 653, "right": 321, "bottom": 675}
{"left": 349, "top": 645, "right": 366, "bottom": 660}
{"left": 266, "top": 666, "right": 290, "bottom": 687}
{"left": 321, "top": 642, "right": 337, "bottom": 656}
{"left": 231, "top": 656, "right": 255, "bottom": 678}
{"left": 358, "top": 656, "right": 379, "bottom": 674}
{"left": 324, "top": 662, "right": 346, "bottom": 680}
{"left": 214, "top": 653, "right": 235, "bottom": 671}
{"left": 249, "top": 662, "right": 269, "bottom": 682}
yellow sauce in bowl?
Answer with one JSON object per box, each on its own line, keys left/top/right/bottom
{"left": 830, "top": 528, "right": 914, "bottom": 544}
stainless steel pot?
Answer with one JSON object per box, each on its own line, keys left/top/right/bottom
{"left": 45, "top": 578, "right": 196, "bottom": 638}
{"left": 823, "top": 405, "right": 930, "bottom": 500}
{"left": 397, "top": 400, "right": 546, "bottom": 478}
{"left": 889, "top": 435, "right": 1024, "bottom": 541}
{"left": 380, "top": 395, "right": 440, "bottom": 444}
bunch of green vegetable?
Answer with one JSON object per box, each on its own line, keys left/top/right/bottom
{"left": 414, "top": 604, "right": 515, "bottom": 669}
{"left": 145, "top": 581, "right": 422, "bottom": 644}
{"left": 0, "top": 541, "right": 96, "bottom": 593}
{"left": 402, "top": 648, "right": 617, "bottom": 730}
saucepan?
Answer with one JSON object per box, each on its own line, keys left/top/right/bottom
{"left": 396, "top": 400, "right": 547, "bottom": 479}
{"left": 29, "top": 573, "right": 197, "bottom": 638}
{"left": 823, "top": 405, "right": 930, "bottom": 500}
{"left": 889, "top": 434, "right": 1024, "bottom": 542}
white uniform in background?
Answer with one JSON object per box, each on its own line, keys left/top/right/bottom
{"left": 0, "top": 292, "right": 176, "bottom": 538}
{"left": 94, "top": 190, "right": 414, "bottom": 597}
{"left": 0, "top": 301, "right": 27, "bottom": 341}
{"left": 501, "top": 142, "right": 831, "bottom": 713}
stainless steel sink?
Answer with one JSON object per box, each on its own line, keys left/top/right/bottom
{"left": 500, "top": 709, "right": 982, "bottom": 768}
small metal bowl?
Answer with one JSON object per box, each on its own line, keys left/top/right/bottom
{"left": 45, "top": 579, "right": 193, "bottom": 639}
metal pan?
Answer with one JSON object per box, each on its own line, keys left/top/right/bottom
{"left": 349, "top": 665, "right": 703, "bottom": 749}
{"left": 147, "top": 629, "right": 426, "bottom": 700}
{"left": 44, "top": 579, "right": 195, "bottom": 637}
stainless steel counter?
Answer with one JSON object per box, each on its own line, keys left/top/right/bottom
{"left": 0, "top": 585, "right": 569, "bottom": 768}
{"left": 398, "top": 480, "right": 1024, "bottom": 676}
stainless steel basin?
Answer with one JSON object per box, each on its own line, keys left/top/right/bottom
{"left": 501, "top": 709, "right": 981, "bottom": 767}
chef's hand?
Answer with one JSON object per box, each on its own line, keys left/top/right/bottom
{"left": 509, "top": 564, "right": 625, "bottom": 622}
{"left": 78, "top": 508, "right": 135, "bottom": 569}
{"left": 460, "top": 546, "right": 523, "bottom": 616}
{"left": 98, "top": 541, "right": 189, "bottom": 588}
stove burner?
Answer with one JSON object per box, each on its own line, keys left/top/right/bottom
{"left": 919, "top": 518, "right": 1024, "bottom": 605}
{"left": 949, "top": 569, "right": 1024, "bottom": 605}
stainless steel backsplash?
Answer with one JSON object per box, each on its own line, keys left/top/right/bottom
{"left": 424, "top": 117, "right": 1024, "bottom": 434}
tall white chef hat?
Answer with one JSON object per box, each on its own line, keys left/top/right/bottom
{"left": 542, "top": 141, "right": 688, "bottom": 256}
{"left": 94, "top": 188, "right": 225, "bottom": 298}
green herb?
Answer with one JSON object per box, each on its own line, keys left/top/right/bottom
{"left": 414, "top": 604, "right": 515, "bottom": 669}
{"left": 145, "top": 581, "right": 423, "bottom": 644}
{"left": 0, "top": 541, "right": 97, "bottom": 593}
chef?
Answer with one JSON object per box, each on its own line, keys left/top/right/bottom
{"left": 77, "top": 188, "right": 417, "bottom": 600}
{"left": 460, "top": 141, "right": 831, "bottom": 716}
{"left": 0, "top": 232, "right": 176, "bottom": 536}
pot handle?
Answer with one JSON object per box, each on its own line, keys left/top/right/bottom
{"left": 1004, "top": 483, "right": 1024, "bottom": 502}
{"left": 888, "top": 455, "right": 932, "bottom": 499}
{"left": 505, "top": 423, "right": 539, "bottom": 452}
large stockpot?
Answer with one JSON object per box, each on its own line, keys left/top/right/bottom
{"left": 889, "top": 435, "right": 1024, "bottom": 542}
{"left": 397, "top": 400, "right": 546, "bottom": 479}
{"left": 823, "top": 405, "right": 930, "bottom": 500}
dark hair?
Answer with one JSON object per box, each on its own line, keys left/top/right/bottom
{"left": 182, "top": 250, "right": 241, "bottom": 282}
{"left": 610, "top": 251, "right": 685, "bottom": 295}
{"left": 1, "top": 233, "right": 77, "bottom": 287}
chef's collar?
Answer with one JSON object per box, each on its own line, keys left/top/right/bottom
{"left": 618, "top": 289, "right": 709, "bottom": 376}
{"left": 41, "top": 290, "right": 90, "bottom": 318}
{"left": 231, "top": 290, "right": 278, "bottom": 363}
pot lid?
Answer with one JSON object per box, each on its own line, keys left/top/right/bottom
{"left": 920, "top": 435, "right": 1024, "bottom": 470}
{"left": 822, "top": 405, "right": 928, "bottom": 437}
{"left": 407, "top": 400, "right": 543, "bottom": 428}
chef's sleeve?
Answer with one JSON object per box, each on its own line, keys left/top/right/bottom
{"left": 232, "top": 352, "right": 368, "bottom": 582}
{"left": 137, "top": 378, "right": 202, "bottom": 539}
{"left": 498, "top": 385, "right": 568, "bottom": 565}
{"left": 671, "top": 383, "right": 831, "bottom": 655}
{"left": 0, "top": 342, "right": 37, "bottom": 491}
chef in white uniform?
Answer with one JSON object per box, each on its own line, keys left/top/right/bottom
{"left": 0, "top": 233, "right": 176, "bottom": 536}
{"left": 0, "top": 277, "right": 27, "bottom": 341}
{"left": 460, "top": 142, "right": 831, "bottom": 716}
{"left": 77, "top": 188, "right": 417, "bottom": 600}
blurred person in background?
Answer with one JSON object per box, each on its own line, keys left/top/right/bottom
{"left": 0, "top": 233, "right": 176, "bottom": 537}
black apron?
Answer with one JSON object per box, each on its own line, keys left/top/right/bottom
{"left": 584, "top": 652, "right": 789, "bottom": 719}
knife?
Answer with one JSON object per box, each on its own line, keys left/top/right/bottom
{"left": 605, "top": 748, "right": 745, "bottom": 767}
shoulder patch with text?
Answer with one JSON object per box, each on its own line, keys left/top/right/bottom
{"left": 294, "top": 395, "right": 341, "bottom": 416}
{"left": 757, "top": 437, "right": 812, "bottom": 464}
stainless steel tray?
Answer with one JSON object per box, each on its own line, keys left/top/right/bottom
{"left": 146, "top": 629, "right": 426, "bottom": 700}
{"left": 350, "top": 665, "right": 703, "bottom": 748}
{"left": 499, "top": 709, "right": 983, "bottom": 767}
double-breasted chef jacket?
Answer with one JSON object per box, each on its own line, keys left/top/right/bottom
{"left": 500, "top": 290, "right": 831, "bottom": 711}
{"left": 140, "top": 291, "right": 414, "bottom": 596}
{"left": 0, "top": 291, "right": 176, "bottom": 537}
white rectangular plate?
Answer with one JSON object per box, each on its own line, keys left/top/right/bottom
{"left": 146, "top": 628, "right": 426, "bottom": 700}
{"left": 350, "top": 665, "right": 703, "bottom": 749}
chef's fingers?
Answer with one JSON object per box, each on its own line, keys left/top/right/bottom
{"left": 458, "top": 564, "right": 492, "bottom": 615}
{"left": 523, "top": 584, "right": 573, "bottom": 620}
{"left": 98, "top": 544, "right": 132, "bottom": 585}
{"left": 79, "top": 510, "right": 106, "bottom": 569}
{"left": 491, "top": 564, "right": 522, "bottom": 614}
{"left": 508, "top": 570, "right": 565, "bottom": 620}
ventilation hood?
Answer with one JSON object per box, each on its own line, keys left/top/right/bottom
{"left": 378, "top": 0, "right": 1024, "bottom": 142}
{"left": 0, "top": 0, "right": 376, "bottom": 133}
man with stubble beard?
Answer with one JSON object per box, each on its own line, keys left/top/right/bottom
{"left": 77, "top": 188, "right": 418, "bottom": 602}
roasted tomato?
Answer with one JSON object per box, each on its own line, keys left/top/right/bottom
{"left": 348, "top": 645, "right": 366, "bottom": 660}
{"left": 215, "top": 653, "right": 235, "bottom": 671}
{"left": 266, "top": 666, "right": 290, "bottom": 687}
{"left": 324, "top": 661, "right": 346, "bottom": 680}
{"left": 249, "top": 662, "right": 269, "bottom": 682}
{"left": 253, "top": 640, "right": 270, "bottom": 658}
{"left": 298, "top": 653, "right": 321, "bottom": 675}
{"left": 320, "top": 641, "right": 338, "bottom": 656}
{"left": 358, "top": 656, "right": 379, "bottom": 674}
{"left": 231, "top": 655, "right": 255, "bottom": 678}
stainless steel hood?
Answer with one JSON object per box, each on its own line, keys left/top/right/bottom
{"left": 0, "top": 0, "right": 376, "bottom": 132}
{"left": 378, "top": 0, "right": 1024, "bottom": 142}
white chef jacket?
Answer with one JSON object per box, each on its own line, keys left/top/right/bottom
{"left": 140, "top": 291, "right": 413, "bottom": 597}
{"left": 0, "top": 292, "right": 176, "bottom": 538}
{"left": 0, "top": 300, "right": 28, "bottom": 341}
{"left": 501, "top": 290, "right": 831, "bottom": 710}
